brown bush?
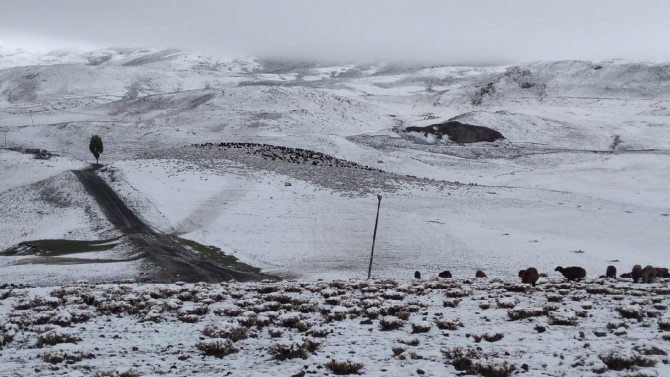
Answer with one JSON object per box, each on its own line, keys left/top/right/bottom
{"left": 324, "top": 360, "right": 364, "bottom": 375}
{"left": 599, "top": 352, "right": 656, "bottom": 370}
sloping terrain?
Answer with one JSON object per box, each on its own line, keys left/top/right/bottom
{"left": 0, "top": 48, "right": 669, "bottom": 284}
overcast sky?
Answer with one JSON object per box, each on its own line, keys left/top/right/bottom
{"left": 1, "top": 0, "right": 669, "bottom": 64}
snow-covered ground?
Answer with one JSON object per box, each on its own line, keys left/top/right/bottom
{"left": 1, "top": 278, "right": 669, "bottom": 376}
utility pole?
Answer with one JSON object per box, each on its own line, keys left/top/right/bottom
{"left": 2, "top": 130, "right": 6, "bottom": 149}
{"left": 29, "top": 110, "right": 35, "bottom": 127}
{"left": 367, "top": 194, "right": 383, "bottom": 280}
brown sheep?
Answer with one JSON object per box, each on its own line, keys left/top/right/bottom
{"left": 414, "top": 271, "right": 421, "bottom": 279}
{"left": 642, "top": 265, "right": 656, "bottom": 283}
{"left": 631, "top": 265, "right": 643, "bottom": 283}
{"left": 475, "top": 270, "right": 487, "bottom": 278}
{"left": 555, "top": 266, "right": 586, "bottom": 282}
{"left": 606, "top": 265, "right": 617, "bottom": 279}
{"left": 520, "top": 267, "right": 539, "bottom": 287}
{"left": 656, "top": 267, "right": 670, "bottom": 278}
{"left": 438, "top": 270, "right": 452, "bottom": 279}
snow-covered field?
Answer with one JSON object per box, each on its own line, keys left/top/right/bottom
{"left": 1, "top": 278, "right": 670, "bottom": 376}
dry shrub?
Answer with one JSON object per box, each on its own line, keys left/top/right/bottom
{"left": 37, "top": 328, "right": 80, "bottom": 346}
{"left": 268, "top": 328, "right": 283, "bottom": 338}
{"left": 238, "top": 315, "right": 258, "bottom": 327}
{"left": 214, "top": 307, "right": 243, "bottom": 317}
{"left": 177, "top": 314, "right": 200, "bottom": 323}
{"left": 324, "top": 360, "right": 364, "bottom": 375}
{"left": 202, "top": 323, "right": 248, "bottom": 342}
{"left": 472, "top": 361, "right": 516, "bottom": 377}
{"left": 196, "top": 338, "right": 239, "bottom": 357}
{"left": 634, "top": 346, "right": 667, "bottom": 356}
{"left": 575, "top": 311, "right": 588, "bottom": 318}
{"left": 0, "top": 289, "right": 13, "bottom": 300}
{"left": 293, "top": 320, "right": 312, "bottom": 332}
{"left": 279, "top": 313, "right": 302, "bottom": 328}
{"left": 616, "top": 307, "right": 645, "bottom": 320}
{"left": 606, "top": 321, "right": 629, "bottom": 330}
{"left": 397, "top": 338, "right": 420, "bottom": 346}
{"left": 411, "top": 322, "right": 431, "bottom": 334}
{"left": 599, "top": 352, "right": 656, "bottom": 371}
{"left": 307, "top": 327, "right": 330, "bottom": 338}
{"left": 483, "top": 333, "right": 505, "bottom": 342}
{"left": 394, "top": 311, "right": 410, "bottom": 320}
{"left": 445, "top": 289, "right": 471, "bottom": 298}
{"left": 479, "top": 301, "right": 491, "bottom": 310}
{"left": 496, "top": 299, "right": 516, "bottom": 309}
{"left": 441, "top": 347, "right": 478, "bottom": 371}
{"left": 434, "top": 319, "right": 463, "bottom": 331}
{"left": 504, "top": 285, "right": 527, "bottom": 293}
{"left": 546, "top": 294, "right": 563, "bottom": 302}
{"left": 662, "top": 334, "right": 670, "bottom": 342}
{"left": 548, "top": 313, "right": 579, "bottom": 326}
{"left": 392, "top": 345, "right": 406, "bottom": 356}
{"left": 543, "top": 304, "right": 559, "bottom": 312}
{"left": 42, "top": 349, "right": 92, "bottom": 364}
{"left": 268, "top": 339, "right": 321, "bottom": 360}
{"left": 92, "top": 369, "right": 141, "bottom": 377}
{"left": 535, "top": 323, "right": 547, "bottom": 333}
{"left": 408, "top": 351, "right": 423, "bottom": 360}
{"left": 654, "top": 304, "right": 668, "bottom": 311}
{"left": 379, "top": 317, "right": 404, "bottom": 331}
{"left": 658, "top": 319, "right": 670, "bottom": 331}
{"left": 507, "top": 308, "right": 546, "bottom": 321}
{"left": 443, "top": 299, "right": 461, "bottom": 308}
{"left": 586, "top": 287, "right": 616, "bottom": 295}
{"left": 365, "top": 307, "right": 380, "bottom": 319}
{"left": 324, "top": 311, "right": 347, "bottom": 322}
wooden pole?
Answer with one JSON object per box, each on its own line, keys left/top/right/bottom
{"left": 29, "top": 111, "right": 34, "bottom": 127}
{"left": 367, "top": 194, "right": 382, "bottom": 280}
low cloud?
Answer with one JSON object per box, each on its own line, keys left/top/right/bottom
{"left": 1, "top": 0, "right": 669, "bottom": 64}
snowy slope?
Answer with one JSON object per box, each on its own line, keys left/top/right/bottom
{"left": 1, "top": 48, "right": 669, "bottom": 284}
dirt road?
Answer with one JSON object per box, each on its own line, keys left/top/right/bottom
{"left": 72, "top": 168, "right": 271, "bottom": 283}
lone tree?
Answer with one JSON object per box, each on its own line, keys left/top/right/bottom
{"left": 89, "top": 135, "right": 103, "bottom": 164}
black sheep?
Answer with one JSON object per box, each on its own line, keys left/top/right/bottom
{"left": 606, "top": 265, "right": 617, "bottom": 279}
{"left": 438, "top": 270, "right": 452, "bottom": 279}
{"left": 555, "top": 266, "right": 586, "bottom": 282}
{"left": 631, "top": 265, "right": 643, "bottom": 283}
{"left": 414, "top": 271, "right": 421, "bottom": 279}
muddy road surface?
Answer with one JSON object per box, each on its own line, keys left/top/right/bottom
{"left": 72, "top": 168, "right": 272, "bottom": 283}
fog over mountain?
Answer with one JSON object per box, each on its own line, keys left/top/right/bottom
{"left": 1, "top": 0, "right": 670, "bottom": 63}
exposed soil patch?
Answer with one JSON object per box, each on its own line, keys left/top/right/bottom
{"left": 404, "top": 121, "right": 505, "bottom": 144}
{"left": 1, "top": 238, "right": 122, "bottom": 256}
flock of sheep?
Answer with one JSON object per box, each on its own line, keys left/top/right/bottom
{"left": 414, "top": 265, "right": 670, "bottom": 286}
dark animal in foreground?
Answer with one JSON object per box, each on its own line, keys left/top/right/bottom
{"left": 475, "top": 270, "right": 487, "bottom": 278}
{"left": 555, "top": 266, "right": 586, "bottom": 282}
{"left": 642, "top": 265, "right": 657, "bottom": 283}
{"left": 414, "top": 271, "right": 421, "bottom": 279}
{"left": 606, "top": 265, "right": 617, "bottom": 278}
{"left": 519, "top": 268, "right": 539, "bottom": 287}
{"left": 438, "top": 270, "right": 452, "bottom": 279}
{"left": 620, "top": 272, "right": 632, "bottom": 279}
{"left": 656, "top": 267, "right": 670, "bottom": 278}
{"left": 631, "top": 265, "right": 643, "bottom": 283}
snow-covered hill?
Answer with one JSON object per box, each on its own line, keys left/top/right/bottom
{"left": 1, "top": 48, "right": 669, "bottom": 283}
